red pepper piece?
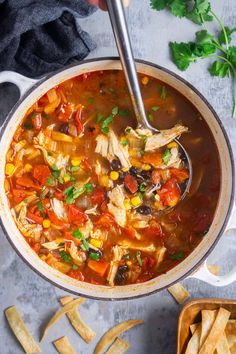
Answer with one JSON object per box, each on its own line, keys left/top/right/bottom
{"left": 124, "top": 174, "right": 138, "bottom": 194}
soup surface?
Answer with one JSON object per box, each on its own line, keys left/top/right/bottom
{"left": 4, "top": 70, "right": 220, "bottom": 286}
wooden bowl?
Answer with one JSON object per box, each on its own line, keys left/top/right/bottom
{"left": 177, "top": 298, "right": 236, "bottom": 354}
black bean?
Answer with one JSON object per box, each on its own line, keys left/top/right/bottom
{"left": 59, "top": 123, "right": 69, "bottom": 134}
{"left": 129, "top": 166, "right": 140, "bottom": 176}
{"left": 140, "top": 170, "right": 151, "bottom": 179}
{"left": 111, "top": 159, "right": 121, "bottom": 171}
{"left": 115, "top": 265, "right": 129, "bottom": 284}
{"left": 118, "top": 171, "right": 126, "bottom": 182}
{"left": 88, "top": 126, "right": 95, "bottom": 133}
{"left": 137, "top": 205, "right": 152, "bottom": 215}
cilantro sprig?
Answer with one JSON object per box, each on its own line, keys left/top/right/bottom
{"left": 150, "top": 0, "right": 236, "bottom": 118}
{"left": 98, "top": 106, "right": 119, "bottom": 134}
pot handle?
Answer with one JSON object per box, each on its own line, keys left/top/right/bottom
{"left": 0, "top": 71, "right": 38, "bottom": 98}
{"left": 189, "top": 204, "right": 236, "bottom": 287}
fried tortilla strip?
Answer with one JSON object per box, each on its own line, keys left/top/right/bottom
{"left": 207, "top": 265, "right": 220, "bottom": 275}
{"left": 41, "top": 297, "right": 85, "bottom": 341}
{"left": 60, "top": 296, "right": 96, "bottom": 343}
{"left": 200, "top": 310, "right": 217, "bottom": 347}
{"left": 105, "top": 337, "right": 130, "bottom": 354}
{"left": 225, "top": 320, "right": 236, "bottom": 348}
{"left": 190, "top": 323, "right": 200, "bottom": 335}
{"left": 94, "top": 320, "right": 144, "bottom": 354}
{"left": 185, "top": 323, "right": 201, "bottom": 354}
{"left": 168, "top": 283, "right": 190, "bottom": 304}
{"left": 216, "top": 332, "right": 230, "bottom": 354}
{"left": 5, "top": 306, "right": 41, "bottom": 354}
{"left": 53, "top": 336, "right": 76, "bottom": 354}
{"left": 199, "top": 307, "right": 231, "bottom": 354}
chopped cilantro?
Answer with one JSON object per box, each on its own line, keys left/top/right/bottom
{"left": 70, "top": 166, "right": 80, "bottom": 172}
{"left": 119, "top": 109, "right": 129, "bottom": 116}
{"left": 162, "top": 148, "right": 172, "bottom": 165}
{"left": 123, "top": 254, "right": 130, "bottom": 260}
{"left": 101, "top": 115, "right": 113, "bottom": 134}
{"left": 70, "top": 176, "right": 76, "bottom": 181}
{"left": 64, "top": 185, "right": 75, "bottom": 196}
{"left": 88, "top": 97, "right": 94, "bottom": 104}
{"left": 148, "top": 113, "right": 154, "bottom": 122}
{"left": 111, "top": 106, "right": 119, "bottom": 116}
{"left": 160, "top": 86, "right": 167, "bottom": 99}
{"left": 73, "top": 229, "right": 83, "bottom": 239}
{"left": 46, "top": 176, "right": 54, "bottom": 186}
{"left": 51, "top": 165, "right": 60, "bottom": 179}
{"left": 72, "top": 264, "right": 79, "bottom": 270}
{"left": 37, "top": 201, "right": 44, "bottom": 213}
{"left": 139, "top": 183, "right": 146, "bottom": 192}
{"left": 23, "top": 120, "right": 33, "bottom": 130}
{"left": 60, "top": 251, "right": 72, "bottom": 263}
{"left": 89, "top": 252, "right": 100, "bottom": 261}
{"left": 170, "top": 251, "right": 185, "bottom": 260}
{"left": 73, "top": 187, "right": 85, "bottom": 199}
{"left": 96, "top": 113, "right": 104, "bottom": 123}
{"left": 58, "top": 176, "right": 64, "bottom": 184}
{"left": 121, "top": 139, "right": 129, "bottom": 146}
{"left": 136, "top": 251, "right": 142, "bottom": 267}
{"left": 85, "top": 183, "right": 93, "bottom": 193}
{"left": 151, "top": 106, "right": 160, "bottom": 112}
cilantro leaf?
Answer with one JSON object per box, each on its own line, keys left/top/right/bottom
{"left": 187, "top": 0, "right": 213, "bottom": 25}
{"left": 195, "top": 30, "right": 214, "bottom": 45}
{"left": 170, "top": 0, "right": 186, "bottom": 18}
{"left": 111, "top": 106, "right": 119, "bottom": 116}
{"left": 96, "top": 113, "right": 104, "bottom": 123}
{"left": 136, "top": 251, "right": 142, "bottom": 267}
{"left": 60, "top": 251, "right": 72, "bottom": 263}
{"left": 170, "top": 251, "right": 184, "bottom": 260}
{"left": 150, "top": 0, "right": 169, "bottom": 11}
{"left": 218, "top": 26, "right": 236, "bottom": 45}
{"left": 209, "top": 61, "right": 231, "bottom": 78}
{"left": 169, "top": 42, "right": 195, "bottom": 71}
{"left": 101, "top": 115, "right": 113, "bottom": 134}
{"left": 160, "top": 86, "right": 167, "bottom": 99}
{"left": 151, "top": 106, "right": 160, "bottom": 112}
{"left": 228, "top": 46, "right": 236, "bottom": 66}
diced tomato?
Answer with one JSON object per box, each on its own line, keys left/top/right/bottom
{"left": 54, "top": 190, "right": 64, "bottom": 201}
{"left": 47, "top": 210, "right": 64, "bottom": 227}
{"left": 12, "top": 189, "right": 26, "bottom": 203}
{"left": 31, "top": 113, "right": 42, "bottom": 130}
{"left": 141, "top": 256, "right": 156, "bottom": 271}
{"left": 151, "top": 169, "right": 161, "bottom": 184}
{"left": 67, "top": 269, "right": 85, "bottom": 281}
{"left": 26, "top": 211, "right": 43, "bottom": 224}
{"left": 158, "top": 178, "right": 181, "bottom": 207}
{"left": 124, "top": 174, "right": 138, "bottom": 194}
{"left": 123, "top": 226, "right": 136, "bottom": 239}
{"left": 87, "top": 259, "right": 110, "bottom": 277}
{"left": 81, "top": 158, "right": 92, "bottom": 172}
{"left": 96, "top": 212, "right": 116, "bottom": 227}
{"left": 91, "top": 188, "right": 106, "bottom": 206}
{"left": 58, "top": 102, "right": 73, "bottom": 122}
{"left": 74, "top": 105, "right": 84, "bottom": 134}
{"left": 67, "top": 205, "right": 88, "bottom": 226}
{"left": 170, "top": 168, "right": 189, "bottom": 183}
{"left": 42, "top": 198, "right": 51, "bottom": 211}
{"left": 33, "top": 164, "right": 51, "bottom": 185}
{"left": 16, "top": 174, "right": 41, "bottom": 191}
{"left": 31, "top": 242, "right": 41, "bottom": 254}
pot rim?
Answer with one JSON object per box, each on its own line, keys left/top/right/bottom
{"left": 0, "top": 57, "right": 234, "bottom": 301}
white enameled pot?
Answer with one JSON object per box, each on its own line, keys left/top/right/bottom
{"left": 0, "top": 58, "right": 235, "bottom": 300}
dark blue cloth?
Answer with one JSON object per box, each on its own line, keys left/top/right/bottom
{"left": 0, "top": 0, "right": 97, "bottom": 77}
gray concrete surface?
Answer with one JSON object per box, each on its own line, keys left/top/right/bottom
{"left": 0, "top": 1, "right": 236, "bottom": 353}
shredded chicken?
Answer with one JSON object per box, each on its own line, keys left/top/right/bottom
{"left": 118, "top": 239, "right": 156, "bottom": 253}
{"left": 33, "top": 129, "right": 57, "bottom": 152}
{"left": 12, "top": 204, "right": 42, "bottom": 239}
{"left": 34, "top": 145, "right": 56, "bottom": 166}
{"left": 107, "top": 185, "right": 126, "bottom": 227}
{"left": 125, "top": 127, "right": 151, "bottom": 150}
{"left": 145, "top": 124, "right": 188, "bottom": 151}
{"left": 129, "top": 211, "right": 151, "bottom": 229}
{"left": 79, "top": 219, "right": 93, "bottom": 239}
{"left": 85, "top": 205, "right": 98, "bottom": 215}
{"left": 155, "top": 247, "right": 167, "bottom": 268}
{"left": 42, "top": 239, "right": 64, "bottom": 250}
{"left": 67, "top": 242, "right": 86, "bottom": 266}
{"left": 95, "top": 130, "right": 131, "bottom": 169}
{"left": 51, "top": 198, "right": 68, "bottom": 221}
{"left": 107, "top": 245, "right": 125, "bottom": 286}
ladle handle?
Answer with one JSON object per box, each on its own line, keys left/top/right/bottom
{"left": 106, "top": 0, "right": 149, "bottom": 128}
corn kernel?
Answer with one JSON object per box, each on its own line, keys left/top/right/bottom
{"left": 131, "top": 159, "right": 142, "bottom": 168}
{"left": 141, "top": 76, "right": 149, "bottom": 85}
{"left": 63, "top": 173, "right": 71, "bottom": 183}
{"left": 131, "top": 196, "right": 142, "bottom": 207}
{"left": 167, "top": 141, "right": 178, "bottom": 149}
{"left": 99, "top": 175, "right": 110, "bottom": 188}
{"left": 129, "top": 149, "right": 137, "bottom": 157}
{"left": 122, "top": 167, "right": 129, "bottom": 172}
{"left": 126, "top": 261, "right": 132, "bottom": 266}
{"left": 43, "top": 219, "right": 51, "bottom": 228}
{"left": 143, "top": 164, "right": 151, "bottom": 171}
{"left": 25, "top": 163, "right": 32, "bottom": 172}
{"left": 124, "top": 199, "right": 131, "bottom": 210}
{"left": 71, "top": 157, "right": 81, "bottom": 167}
{"left": 110, "top": 171, "right": 119, "bottom": 181}
{"left": 5, "top": 163, "right": 15, "bottom": 176}
{"left": 90, "top": 238, "right": 103, "bottom": 248}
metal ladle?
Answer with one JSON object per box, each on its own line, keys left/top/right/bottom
{"left": 106, "top": 0, "right": 192, "bottom": 199}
